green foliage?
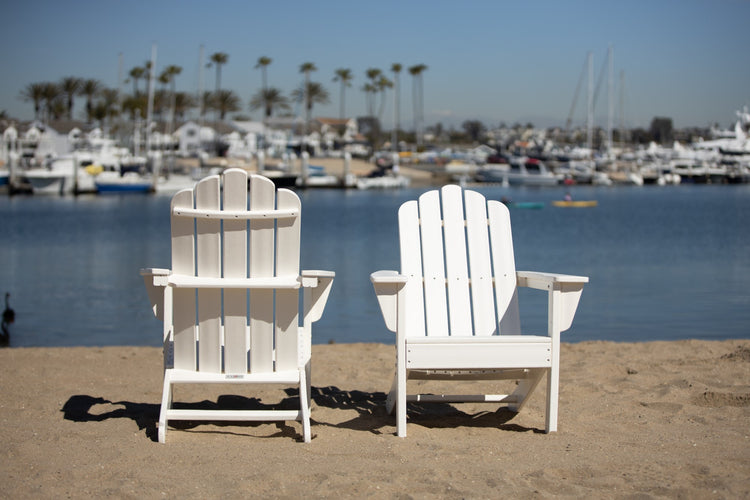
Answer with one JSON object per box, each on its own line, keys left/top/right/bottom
{"left": 649, "top": 117, "right": 673, "bottom": 144}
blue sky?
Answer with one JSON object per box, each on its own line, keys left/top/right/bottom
{"left": 2, "top": 0, "right": 748, "bottom": 130}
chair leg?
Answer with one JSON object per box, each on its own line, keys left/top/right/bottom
{"left": 305, "top": 358, "right": 312, "bottom": 409}
{"left": 545, "top": 365, "right": 559, "bottom": 433}
{"left": 299, "top": 369, "right": 311, "bottom": 443}
{"left": 158, "top": 373, "right": 172, "bottom": 444}
{"left": 385, "top": 374, "right": 398, "bottom": 415}
{"left": 508, "top": 368, "right": 545, "bottom": 413}
{"left": 396, "top": 365, "right": 407, "bottom": 438}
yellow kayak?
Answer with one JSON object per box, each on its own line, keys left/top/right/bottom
{"left": 552, "top": 200, "right": 598, "bottom": 208}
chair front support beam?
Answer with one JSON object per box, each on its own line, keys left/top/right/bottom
{"left": 302, "top": 270, "right": 336, "bottom": 326}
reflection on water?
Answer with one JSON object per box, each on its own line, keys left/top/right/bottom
{"left": 1, "top": 183, "right": 749, "bottom": 347}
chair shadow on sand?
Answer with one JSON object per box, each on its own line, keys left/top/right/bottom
{"left": 310, "top": 386, "right": 542, "bottom": 435}
{"left": 61, "top": 388, "right": 540, "bottom": 443}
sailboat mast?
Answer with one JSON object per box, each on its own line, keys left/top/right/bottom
{"left": 145, "top": 43, "right": 157, "bottom": 155}
{"left": 586, "top": 52, "right": 593, "bottom": 153}
{"left": 198, "top": 45, "right": 205, "bottom": 128}
{"left": 607, "top": 45, "right": 614, "bottom": 154}
{"left": 619, "top": 70, "right": 625, "bottom": 147}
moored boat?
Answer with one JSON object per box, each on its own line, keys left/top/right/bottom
{"left": 476, "top": 157, "right": 560, "bottom": 186}
{"left": 551, "top": 200, "right": 598, "bottom": 207}
{"left": 95, "top": 172, "right": 153, "bottom": 193}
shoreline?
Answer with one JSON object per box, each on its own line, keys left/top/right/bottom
{"left": 1, "top": 339, "right": 748, "bottom": 497}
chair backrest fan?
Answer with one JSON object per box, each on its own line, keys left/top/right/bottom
{"left": 169, "top": 172, "right": 301, "bottom": 375}
{"left": 399, "top": 185, "right": 521, "bottom": 339}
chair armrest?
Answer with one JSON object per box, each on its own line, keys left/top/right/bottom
{"left": 370, "top": 271, "right": 408, "bottom": 333}
{"left": 300, "top": 269, "right": 336, "bottom": 288}
{"left": 140, "top": 268, "right": 171, "bottom": 320}
{"left": 517, "top": 271, "right": 588, "bottom": 333}
{"left": 370, "top": 270, "right": 409, "bottom": 285}
{"left": 516, "top": 270, "right": 588, "bottom": 291}
{"left": 302, "top": 270, "right": 335, "bottom": 324}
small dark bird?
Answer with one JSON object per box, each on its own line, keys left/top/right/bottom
{"left": 3, "top": 293, "right": 14, "bottom": 324}
{"left": 1, "top": 292, "right": 14, "bottom": 346}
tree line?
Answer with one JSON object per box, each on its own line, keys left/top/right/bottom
{"left": 15, "top": 52, "right": 430, "bottom": 144}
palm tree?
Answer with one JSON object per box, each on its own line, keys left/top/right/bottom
{"left": 41, "top": 82, "right": 62, "bottom": 121}
{"left": 19, "top": 82, "right": 47, "bottom": 120}
{"left": 255, "top": 56, "right": 272, "bottom": 91}
{"left": 291, "top": 81, "right": 329, "bottom": 132}
{"left": 364, "top": 68, "right": 382, "bottom": 117}
{"left": 159, "top": 65, "right": 182, "bottom": 132}
{"left": 391, "top": 63, "right": 402, "bottom": 149}
{"left": 199, "top": 90, "right": 213, "bottom": 120}
{"left": 250, "top": 87, "right": 290, "bottom": 119}
{"left": 298, "top": 62, "right": 317, "bottom": 133}
{"left": 173, "top": 92, "right": 196, "bottom": 120}
{"left": 59, "top": 77, "right": 82, "bottom": 120}
{"left": 376, "top": 75, "right": 393, "bottom": 120}
{"left": 408, "top": 64, "right": 428, "bottom": 147}
{"left": 362, "top": 69, "right": 391, "bottom": 120}
{"left": 128, "top": 66, "right": 146, "bottom": 95}
{"left": 121, "top": 94, "right": 147, "bottom": 120}
{"left": 79, "top": 79, "right": 101, "bottom": 124}
{"left": 213, "top": 89, "right": 240, "bottom": 120}
{"left": 209, "top": 52, "right": 229, "bottom": 92}
{"left": 333, "top": 68, "right": 353, "bottom": 120}
{"left": 98, "top": 88, "right": 120, "bottom": 129}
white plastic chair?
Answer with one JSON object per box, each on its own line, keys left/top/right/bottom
{"left": 142, "top": 170, "right": 333, "bottom": 443}
{"left": 371, "top": 185, "right": 587, "bottom": 436}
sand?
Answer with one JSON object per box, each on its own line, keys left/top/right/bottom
{"left": 1, "top": 340, "right": 748, "bottom": 498}
{"left": 193, "top": 155, "right": 442, "bottom": 187}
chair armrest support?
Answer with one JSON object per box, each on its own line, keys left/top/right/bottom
{"left": 517, "top": 271, "right": 588, "bottom": 333}
{"left": 370, "top": 271, "right": 408, "bottom": 333}
{"left": 140, "top": 268, "right": 171, "bottom": 320}
{"left": 302, "top": 270, "right": 335, "bottom": 325}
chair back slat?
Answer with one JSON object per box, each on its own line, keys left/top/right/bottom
{"left": 441, "top": 185, "right": 472, "bottom": 335}
{"left": 398, "top": 200, "right": 426, "bottom": 337}
{"left": 171, "top": 190, "right": 197, "bottom": 370}
{"left": 195, "top": 176, "right": 222, "bottom": 373}
{"left": 465, "top": 190, "right": 497, "bottom": 336}
{"left": 487, "top": 200, "right": 521, "bottom": 333}
{"left": 274, "top": 187, "right": 302, "bottom": 370}
{"left": 418, "top": 190, "right": 449, "bottom": 337}
{"left": 248, "top": 174, "right": 276, "bottom": 373}
{"left": 222, "top": 169, "right": 249, "bottom": 374}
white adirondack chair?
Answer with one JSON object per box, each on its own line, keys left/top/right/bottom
{"left": 141, "top": 170, "right": 334, "bottom": 443}
{"left": 370, "top": 185, "right": 587, "bottom": 437}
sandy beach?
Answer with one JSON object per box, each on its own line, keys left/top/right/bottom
{"left": 1, "top": 340, "right": 748, "bottom": 498}
{"left": 196, "top": 154, "right": 443, "bottom": 187}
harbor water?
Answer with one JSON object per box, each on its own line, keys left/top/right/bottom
{"left": 2, "top": 183, "right": 749, "bottom": 347}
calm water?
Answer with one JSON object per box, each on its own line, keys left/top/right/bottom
{"left": 2, "top": 183, "right": 749, "bottom": 347}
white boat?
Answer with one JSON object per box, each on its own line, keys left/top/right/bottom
{"left": 153, "top": 173, "right": 197, "bottom": 194}
{"left": 95, "top": 171, "right": 153, "bottom": 193}
{"left": 356, "top": 173, "right": 410, "bottom": 189}
{"left": 22, "top": 143, "right": 147, "bottom": 195}
{"left": 23, "top": 166, "right": 68, "bottom": 195}
{"left": 296, "top": 164, "right": 341, "bottom": 188}
{"left": 476, "top": 157, "right": 560, "bottom": 186}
